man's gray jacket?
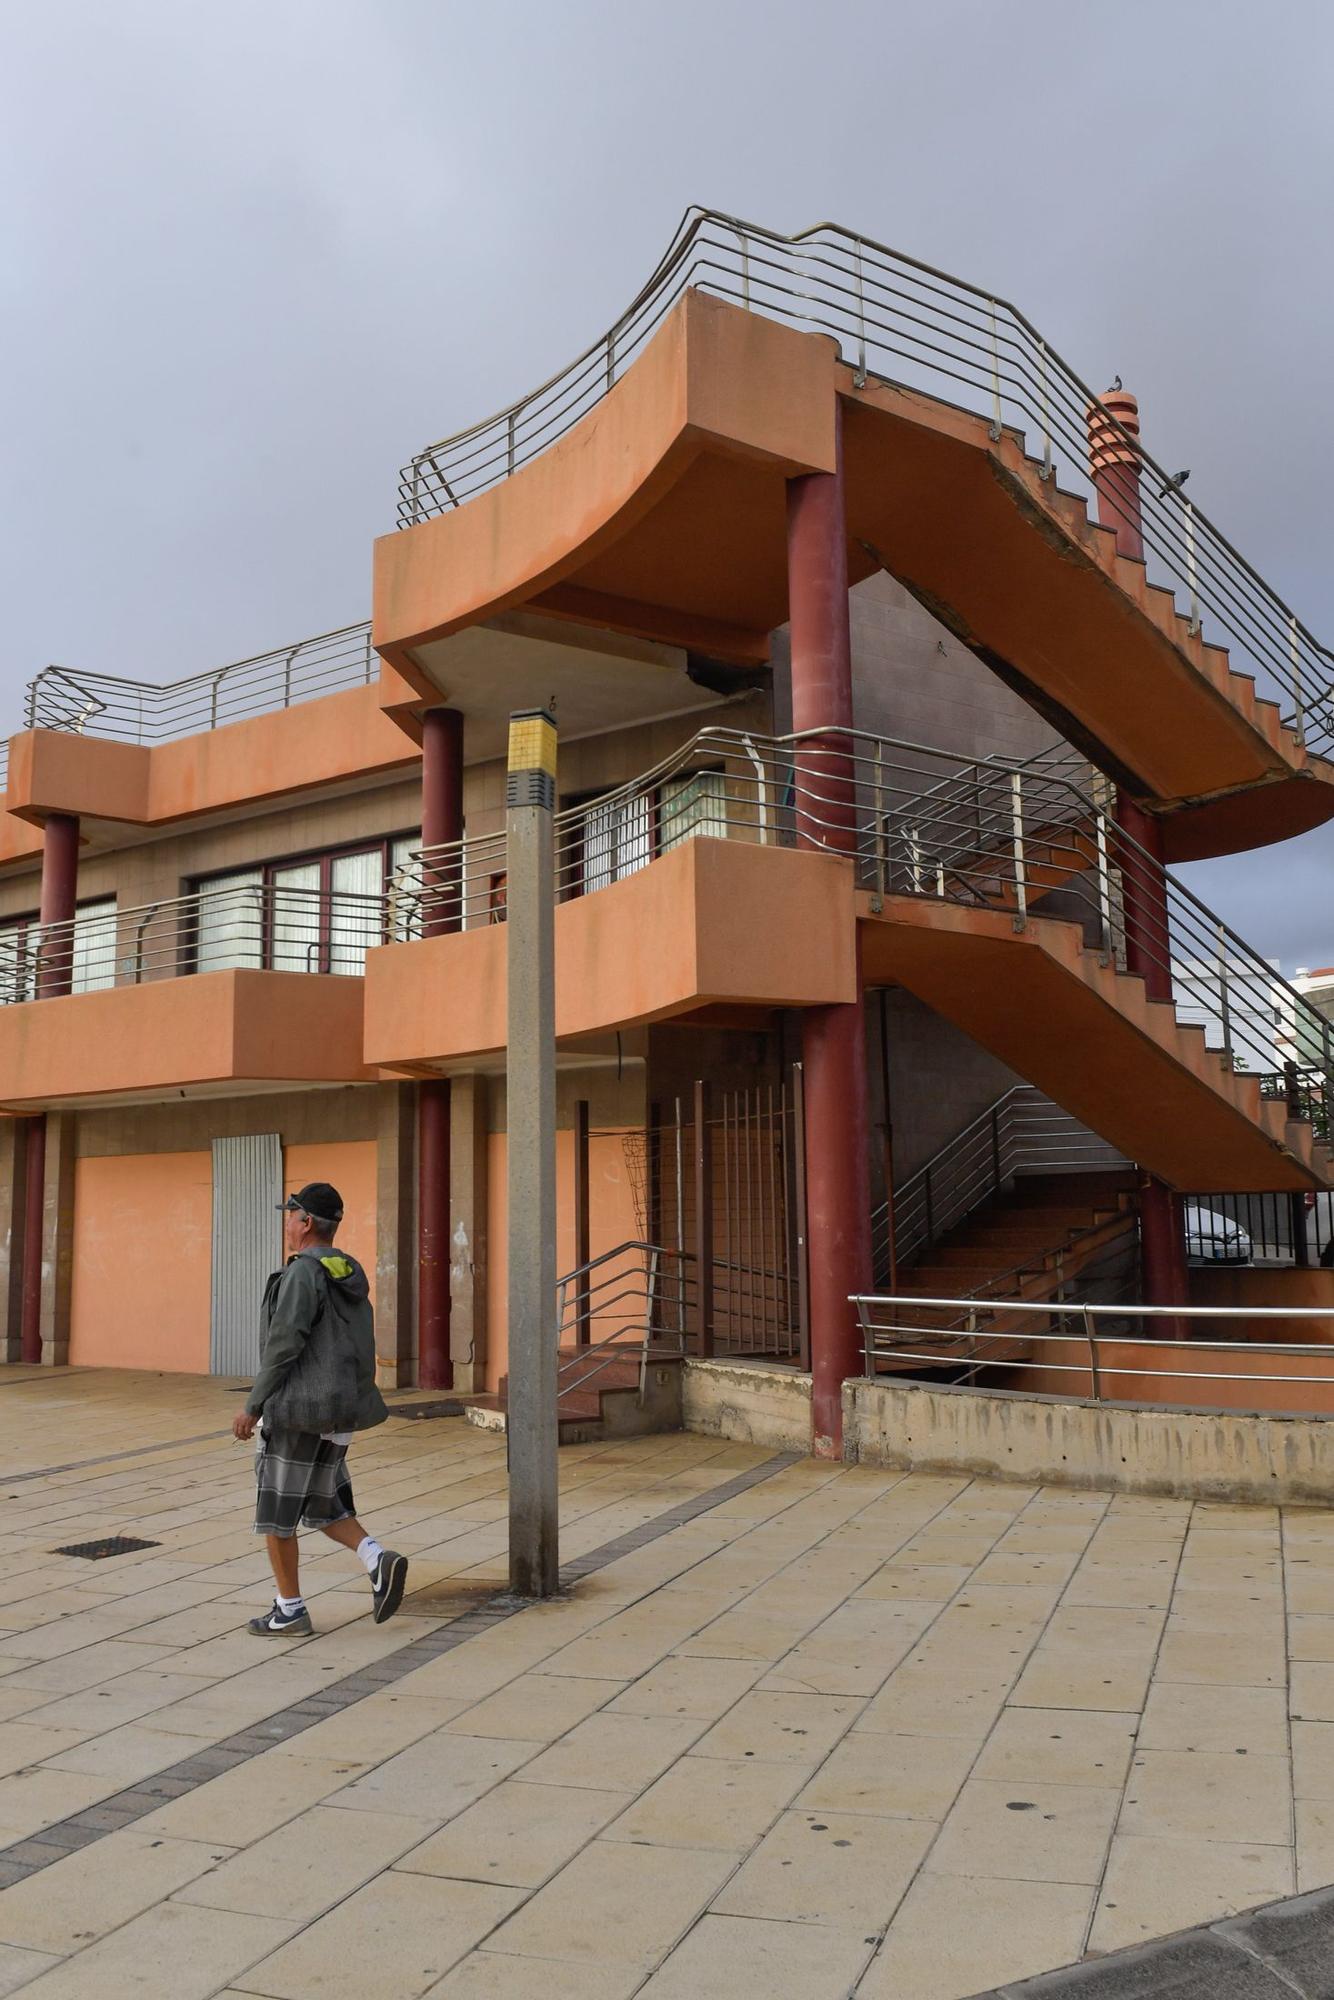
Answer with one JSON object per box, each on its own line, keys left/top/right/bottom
{"left": 246, "top": 1247, "right": 388, "bottom": 1435}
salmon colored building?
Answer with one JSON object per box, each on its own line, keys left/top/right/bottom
{"left": 2, "top": 210, "right": 1332, "bottom": 1456}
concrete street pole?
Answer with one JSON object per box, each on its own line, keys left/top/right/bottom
{"left": 505, "top": 707, "right": 559, "bottom": 1597}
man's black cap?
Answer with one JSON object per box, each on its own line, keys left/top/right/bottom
{"left": 279, "top": 1181, "right": 344, "bottom": 1223}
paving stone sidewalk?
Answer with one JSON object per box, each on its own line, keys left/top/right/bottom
{"left": 2, "top": 1366, "right": 1334, "bottom": 1998}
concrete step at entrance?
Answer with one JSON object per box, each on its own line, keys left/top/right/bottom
{"left": 463, "top": 1350, "right": 683, "bottom": 1446}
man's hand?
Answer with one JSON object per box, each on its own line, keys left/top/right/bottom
{"left": 233, "top": 1409, "right": 257, "bottom": 1442}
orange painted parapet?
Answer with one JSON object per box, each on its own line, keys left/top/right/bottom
{"left": 373, "top": 289, "right": 838, "bottom": 680}
{"left": 3, "top": 684, "right": 418, "bottom": 831}
{"left": 364, "top": 839, "right": 857, "bottom": 1069}
{"left": 859, "top": 893, "right": 1333, "bottom": 1196}
{"left": 0, "top": 970, "right": 372, "bottom": 1109}
{"left": 0, "top": 812, "right": 44, "bottom": 869}
{"left": 1190, "top": 1265, "right": 1334, "bottom": 1317}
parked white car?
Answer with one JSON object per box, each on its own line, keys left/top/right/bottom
{"left": 1183, "top": 1204, "right": 1253, "bottom": 1265}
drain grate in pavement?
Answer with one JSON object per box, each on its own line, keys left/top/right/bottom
{"left": 51, "top": 1535, "right": 162, "bottom": 1561}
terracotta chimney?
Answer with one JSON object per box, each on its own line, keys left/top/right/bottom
{"left": 1085, "top": 387, "right": 1143, "bottom": 563}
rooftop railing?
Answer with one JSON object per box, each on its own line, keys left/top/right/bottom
{"left": 21, "top": 621, "right": 375, "bottom": 746}
{"left": 398, "top": 207, "right": 1334, "bottom": 758}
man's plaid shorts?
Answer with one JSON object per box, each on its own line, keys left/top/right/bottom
{"left": 254, "top": 1427, "right": 355, "bottom": 1538}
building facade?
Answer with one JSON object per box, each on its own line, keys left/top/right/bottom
{"left": 2, "top": 211, "right": 1330, "bottom": 1456}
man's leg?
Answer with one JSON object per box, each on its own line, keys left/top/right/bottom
{"left": 248, "top": 1529, "right": 313, "bottom": 1637}
{"left": 266, "top": 1533, "right": 301, "bottom": 1600}
{"left": 321, "top": 1517, "right": 369, "bottom": 1555}
{"left": 321, "top": 1515, "right": 409, "bottom": 1624}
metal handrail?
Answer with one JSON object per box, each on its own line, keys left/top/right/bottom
{"left": 874, "top": 1199, "right": 1136, "bottom": 1342}
{"left": 396, "top": 721, "right": 1334, "bottom": 1136}
{"left": 872, "top": 1085, "right": 1128, "bottom": 1279}
{"left": 396, "top": 207, "right": 1333, "bottom": 758}
{"left": 0, "top": 879, "right": 390, "bottom": 1005}
{"left": 555, "top": 1240, "right": 694, "bottom": 1402}
{"left": 854, "top": 1293, "right": 1334, "bottom": 1405}
{"left": 20, "top": 621, "right": 374, "bottom": 746}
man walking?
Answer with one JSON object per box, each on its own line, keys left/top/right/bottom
{"left": 233, "top": 1181, "right": 408, "bottom": 1637}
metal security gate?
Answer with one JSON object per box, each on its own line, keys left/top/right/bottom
{"left": 649, "top": 1070, "right": 807, "bottom": 1362}
{"left": 210, "top": 1134, "right": 283, "bottom": 1375}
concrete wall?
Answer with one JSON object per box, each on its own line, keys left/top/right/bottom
{"left": 770, "top": 570, "right": 1060, "bottom": 767}
{"left": 682, "top": 1357, "right": 812, "bottom": 1452}
{"left": 877, "top": 987, "right": 1029, "bottom": 1187}
{"left": 845, "top": 1376, "right": 1334, "bottom": 1505}
{"left": 70, "top": 1151, "right": 213, "bottom": 1372}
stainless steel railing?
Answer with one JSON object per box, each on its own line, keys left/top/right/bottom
{"left": 396, "top": 720, "right": 1334, "bottom": 1136}
{"left": 397, "top": 207, "right": 1334, "bottom": 758}
{"left": 0, "top": 879, "right": 392, "bottom": 1005}
{"left": 21, "top": 621, "right": 375, "bottom": 745}
{"left": 854, "top": 1294, "right": 1334, "bottom": 1407}
{"left": 555, "top": 1240, "right": 694, "bottom": 1401}
{"left": 872, "top": 1085, "right": 1129, "bottom": 1282}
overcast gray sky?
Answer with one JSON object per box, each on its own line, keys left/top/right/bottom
{"left": 3, "top": 0, "right": 1332, "bottom": 964}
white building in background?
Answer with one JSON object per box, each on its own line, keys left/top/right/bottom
{"left": 1165, "top": 953, "right": 1334, "bottom": 1076}
{"left": 1170, "top": 954, "right": 1287, "bottom": 1072}
{"left": 1294, "top": 967, "right": 1334, "bottom": 1020}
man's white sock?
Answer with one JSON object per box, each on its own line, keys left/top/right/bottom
{"left": 357, "top": 1536, "right": 384, "bottom": 1577}
{"left": 277, "top": 1593, "right": 305, "bottom": 1615}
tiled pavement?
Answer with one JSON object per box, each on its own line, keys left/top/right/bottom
{"left": 2, "top": 1368, "right": 1334, "bottom": 1997}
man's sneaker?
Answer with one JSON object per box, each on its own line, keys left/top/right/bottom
{"left": 371, "top": 1550, "right": 408, "bottom": 1624}
{"left": 247, "top": 1602, "right": 313, "bottom": 1638}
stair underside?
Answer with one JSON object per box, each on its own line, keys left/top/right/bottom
{"left": 861, "top": 894, "right": 1333, "bottom": 1195}
{"left": 841, "top": 374, "right": 1334, "bottom": 860}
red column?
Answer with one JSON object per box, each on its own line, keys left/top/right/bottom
{"left": 787, "top": 402, "right": 872, "bottom": 1456}
{"left": 19, "top": 1120, "right": 45, "bottom": 1364}
{"left": 22, "top": 812, "right": 79, "bottom": 1361}
{"left": 1087, "top": 392, "right": 1190, "bottom": 1317}
{"left": 421, "top": 708, "right": 465, "bottom": 936}
{"left": 37, "top": 812, "right": 79, "bottom": 999}
{"left": 418, "top": 709, "right": 464, "bottom": 1389}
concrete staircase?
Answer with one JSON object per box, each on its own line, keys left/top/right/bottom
{"left": 875, "top": 1171, "right": 1138, "bottom": 1370}
{"left": 861, "top": 894, "right": 1334, "bottom": 1195}
{"left": 464, "top": 1345, "right": 683, "bottom": 1446}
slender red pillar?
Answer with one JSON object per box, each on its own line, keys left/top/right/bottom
{"left": 19, "top": 1120, "right": 45, "bottom": 1364}
{"left": 21, "top": 812, "right": 79, "bottom": 1361}
{"left": 1087, "top": 393, "right": 1190, "bottom": 1317}
{"left": 418, "top": 709, "right": 464, "bottom": 1389}
{"left": 787, "top": 403, "right": 872, "bottom": 1456}
{"left": 37, "top": 811, "right": 79, "bottom": 998}
{"left": 421, "top": 708, "right": 465, "bottom": 936}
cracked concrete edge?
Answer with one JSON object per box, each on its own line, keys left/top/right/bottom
{"left": 971, "top": 1882, "right": 1334, "bottom": 1997}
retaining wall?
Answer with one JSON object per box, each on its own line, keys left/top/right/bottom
{"left": 844, "top": 1375, "right": 1334, "bottom": 1504}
